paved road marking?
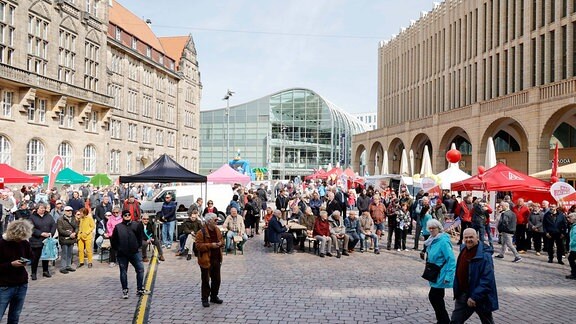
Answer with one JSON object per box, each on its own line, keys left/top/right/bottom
{"left": 133, "top": 247, "right": 158, "bottom": 324}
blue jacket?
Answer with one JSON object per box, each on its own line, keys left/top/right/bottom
{"left": 420, "top": 214, "right": 433, "bottom": 236}
{"left": 453, "top": 243, "right": 499, "bottom": 312}
{"left": 161, "top": 200, "right": 177, "bottom": 222}
{"left": 268, "top": 216, "right": 288, "bottom": 244}
{"left": 570, "top": 223, "right": 576, "bottom": 252}
{"left": 426, "top": 233, "right": 456, "bottom": 289}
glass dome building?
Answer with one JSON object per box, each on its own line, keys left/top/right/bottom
{"left": 200, "top": 88, "right": 369, "bottom": 179}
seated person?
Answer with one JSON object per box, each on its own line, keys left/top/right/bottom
{"left": 141, "top": 214, "right": 165, "bottom": 262}
{"left": 263, "top": 207, "right": 274, "bottom": 247}
{"left": 177, "top": 209, "right": 203, "bottom": 260}
{"left": 289, "top": 205, "right": 303, "bottom": 222}
{"left": 359, "top": 211, "right": 380, "bottom": 254}
{"left": 298, "top": 206, "right": 316, "bottom": 251}
{"left": 329, "top": 211, "right": 350, "bottom": 258}
{"left": 177, "top": 204, "right": 188, "bottom": 212}
{"left": 222, "top": 207, "right": 248, "bottom": 251}
{"left": 268, "top": 209, "right": 294, "bottom": 253}
{"left": 313, "top": 211, "right": 333, "bottom": 258}
{"left": 344, "top": 210, "right": 361, "bottom": 252}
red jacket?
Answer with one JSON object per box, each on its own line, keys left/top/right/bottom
{"left": 513, "top": 205, "right": 530, "bottom": 225}
{"left": 313, "top": 218, "right": 330, "bottom": 237}
{"left": 455, "top": 201, "right": 472, "bottom": 222}
{"left": 123, "top": 200, "right": 141, "bottom": 221}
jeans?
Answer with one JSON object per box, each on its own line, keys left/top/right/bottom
{"left": 347, "top": 232, "right": 360, "bottom": 250}
{"left": 386, "top": 224, "right": 395, "bottom": 248}
{"left": 0, "top": 284, "right": 27, "bottom": 324}
{"left": 360, "top": 233, "right": 379, "bottom": 250}
{"left": 450, "top": 293, "right": 494, "bottom": 324}
{"left": 413, "top": 221, "right": 422, "bottom": 249}
{"left": 60, "top": 244, "right": 74, "bottom": 270}
{"left": 429, "top": 287, "right": 450, "bottom": 324}
{"left": 161, "top": 220, "right": 176, "bottom": 247}
{"left": 117, "top": 252, "right": 145, "bottom": 291}
{"left": 500, "top": 232, "right": 520, "bottom": 258}
{"left": 225, "top": 231, "right": 248, "bottom": 250}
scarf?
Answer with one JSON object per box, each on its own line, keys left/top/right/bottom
{"left": 424, "top": 233, "right": 442, "bottom": 247}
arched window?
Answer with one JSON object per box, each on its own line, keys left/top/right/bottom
{"left": 0, "top": 135, "right": 11, "bottom": 164}
{"left": 26, "top": 139, "right": 45, "bottom": 172}
{"left": 58, "top": 142, "right": 73, "bottom": 168}
{"left": 551, "top": 122, "right": 576, "bottom": 148}
{"left": 494, "top": 130, "right": 521, "bottom": 152}
{"left": 83, "top": 145, "right": 96, "bottom": 173}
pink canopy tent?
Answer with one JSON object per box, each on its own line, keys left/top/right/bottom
{"left": 207, "top": 164, "right": 251, "bottom": 185}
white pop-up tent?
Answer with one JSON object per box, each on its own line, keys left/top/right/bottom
{"left": 436, "top": 164, "right": 472, "bottom": 190}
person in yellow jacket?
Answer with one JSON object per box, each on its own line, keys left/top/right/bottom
{"left": 77, "top": 208, "right": 96, "bottom": 268}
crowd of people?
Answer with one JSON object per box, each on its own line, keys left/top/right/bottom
{"left": 2, "top": 178, "right": 576, "bottom": 322}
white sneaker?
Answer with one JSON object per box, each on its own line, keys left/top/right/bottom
{"left": 109, "top": 262, "right": 116, "bottom": 268}
{"left": 397, "top": 249, "right": 401, "bottom": 252}
{"left": 122, "top": 289, "right": 129, "bottom": 299}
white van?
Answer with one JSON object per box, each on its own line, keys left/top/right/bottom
{"left": 140, "top": 184, "right": 233, "bottom": 222}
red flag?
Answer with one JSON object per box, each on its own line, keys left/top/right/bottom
{"left": 48, "top": 155, "right": 64, "bottom": 189}
{"left": 551, "top": 142, "right": 559, "bottom": 180}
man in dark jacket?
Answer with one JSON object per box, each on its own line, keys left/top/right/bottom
{"left": 451, "top": 228, "right": 498, "bottom": 324}
{"left": 275, "top": 190, "right": 289, "bottom": 219}
{"left": 111, "top": 210, "right": 148, "bottom": 299}
{"left": 543, "top": 204, "right": 568, "bottom": 264}
{"left": 268, "top": 210, "right": 294, "bottom": 253}
{"left": 160, "top": 194, "right": 177, "bottom": 249}
{"left": 177, "top": 210, "right": 203, "bottom": 260}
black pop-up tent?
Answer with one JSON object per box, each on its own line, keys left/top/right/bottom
{"left": 119, "top": 154, "right": 207, "bottom": 183}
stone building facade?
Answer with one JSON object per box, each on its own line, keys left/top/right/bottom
{"left": 0, "top": 0, "right": 201, "bottom": 180}
{"left": 353, "top": 0, "right": 576, "bottom": 179}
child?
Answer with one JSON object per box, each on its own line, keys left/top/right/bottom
{"left": 566, "top": 212, "right": 576, "bottom": 280}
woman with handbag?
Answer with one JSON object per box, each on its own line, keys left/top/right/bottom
{"left": 29, "top": 203, "right": 56, "bottom": 280}
{"left": 422, "top": 219, "right": 456, "bottom": 324}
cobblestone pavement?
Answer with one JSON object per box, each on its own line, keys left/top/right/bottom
{"left": 12, "top": 234, "right": 576, "bottom": 324}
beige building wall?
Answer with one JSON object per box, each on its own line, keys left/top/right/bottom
{"left": 0, "top": 0, "right": 201, "bottom": 181}
{"left": 353, "top": 0, "right": 576, "bottom": 177}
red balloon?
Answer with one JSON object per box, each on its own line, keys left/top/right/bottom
{"left": 446, "top": 149, "right": 462, "bottom": 163}
{"left": 478, "top": 166, "right": 486, "bottom": 174}
{"left": 551, "top": 176, "right": 559, "bottom": 183}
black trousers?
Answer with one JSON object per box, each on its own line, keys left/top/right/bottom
{"left": 31, "top": 246, "right": 49, "bottom": 275}
{"left": 450, "top": 293, "right": 494, "bottom": 324}
{"left": 279, "top": 232, "right": 294, "bottom": 252}
{"left": 530, "top": 231, "right": 543, "bottom": 252}
{"left": 387, "top": 225, "right": 395, "bottom": 248}
{"left": 569, "top": 251, "right": 576, "bottom": 276}
{"left": 547, "top": 233, "right": 564, "bottom": 261}
{"left": 429, "top": 287, "right": 450, "bottom": 324}
{"left": 394, "top": 228, "right": 408, "bottom": 250}
{"left": 200, "top": 263, "right": 221, "bottom": 301}
{"left": 514, "top": 225, "right": 527, "bottom": 251}
{"left": 458, "top": 221, "right": 472, "bottom": 244}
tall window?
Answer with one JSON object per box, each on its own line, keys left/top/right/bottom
{"left": 85, "top": 111, "right": 98, "bottom": 132}
{"left": 26, "top": 139, "right": 44, "bottom": 172}
{"left": 167, "top": 131, "right": 175, "bottom": 147}
{"left": 0, "top": 135, "right": 11, "bottom": 164}
{"left": 142, "top": 126, "right": 151, "bottom": 143}
{"left": 126, "top": 151, "right": 132, "bottom": 173}
{"left": 167, "top": 103, "right": 175, "bottom": 124}
{"left": 155, "top": 129, "right": 163, "bottom": 146}
{"left": 0, "top": 1, "right": 15, "bottom": 65}
{"left": 110, "top": 119, "right": 121, "bottom": 139}
{"left": 182, "top": 134, "right": 189, "bottom": 149}
{"left": 155, "top": 100, "right": 164, "bottom": 121}
{"left": 110, "top": 52, "right": 122, "bottom": 74}
{"left": 109, "top": 150, "right": 120, "bottom": 173}
{"left": 127, "top": 89, "right": 137, "bottom": 113}
{"left": 27, "top": 14, "right": 49, "bottom": 75}
{"left": 128, "top": 60, "right": 138, "bottom": 80}
{"left": 58, "top": 142, "right": 72, "bottom": 167}
{"left": 58, "top": 28, "right": 76, "bottom": 83}
{"left": 127, "top": 123, "right": 137, "bottom": 141}
{"left": 83, "top": 145, "right": 96, "bottom": 173}
{"left": 1, "top": 89, "right": 13, "bottom": 117}
{"left": 142, "top": 95, "right": 151, "bottom": 117}
{"left": 60, "top": 105, "right": 75, "bottom": 128}
{"left": 27, "top": 98, "right": 46, "bottom": 123}
{"left": 115, "top": 26, "right": 121, "bottom": 40}
{"left": 86, "top": 0, "right": 97, "bottom": 15}
{"left": 107, "top": 83, "right": 122, "bottom": 109}
{"left": 84, "top": 41, "right": 99, "bottom": 90}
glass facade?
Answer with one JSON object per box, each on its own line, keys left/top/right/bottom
{"left": 200, "top": 88, "right": 368, "bottom": 179}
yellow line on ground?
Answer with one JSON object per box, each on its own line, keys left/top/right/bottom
{"left": 133, "top": 247, "right": 158, "bottom": 324}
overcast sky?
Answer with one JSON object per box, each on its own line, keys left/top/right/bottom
{"left": 116, "top": 0, "right": 437, "bottom": 114}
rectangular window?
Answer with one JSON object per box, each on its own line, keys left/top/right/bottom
{"left": 573, "top": 22, "right": 576, "bottom": 76}
{"left": 540, "top": 34, "right": 545, "bottom": 84}
{"left": 155, "top": 100, "right": 163, "bottom": 121}
{"left": 531, "top": 38, "right": 537, "bottom": 86}
{"left": 562, "top": 25, "right": 567, "bottom": 79}
{"left": 142, "top": 95, "right": 151, "bottom": 117}
{"left": 27, "top": 14, "right": 48, "bottom": 75}
{"left": 146, "top": 46, "right": 151, "bottom": 57}
{"left": 131, "top": 36, "right": 137, "bottom": 49}
{"left": 1, "top": 90, "right": 13, "bottom": 117}
{"left": 38, "top": 99, "right": 46, "bottom": 123}
{"left": 115, "top": 26, "right": 121, "bottom": 40}
{"left": 519, "top": 43, "right": 524, "bottom": 89}
{"left": 541, "top": 0, "right": 546, "bottom": 27}
{"left": 84, "top": 41, "right": 99, "bottom": 90}
{"left": 551, "top": 0, "right": 556, "bottom": 22}
{"left": 532, "top": 0, "right": 537, "bottom": 31}
{"left": 550, "top": 30, "right": 555, "bottom": 82}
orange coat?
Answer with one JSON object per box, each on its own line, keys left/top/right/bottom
{"left": 195, "top": 226, "right": 224, "bottom": 269}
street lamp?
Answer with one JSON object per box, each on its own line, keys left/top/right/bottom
{"left": 222, "top": 89, "right": 234, "bottom": 161}
{"left": 280, "top": 125, "right": 287, "bottom": 180}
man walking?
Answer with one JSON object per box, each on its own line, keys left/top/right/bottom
{"left": 111, "top": 210, "right": 149, "bottom": 299}
{"left": 451, "top": 228, "right": 498, "bottom": 324}
{"left": 495, "top": 202, "right": 522, "bottom": 262}
{"left": 195, "top": 213, "right": 224, "bottom": 307}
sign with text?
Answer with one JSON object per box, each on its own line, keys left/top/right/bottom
{"left": 550, "top": 181, "right": 576, "bottom": 202}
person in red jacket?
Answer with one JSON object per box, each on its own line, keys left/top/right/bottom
{"left": 313, "top": 211, "right": 333, "bottom": 257}
{"left": 513, "top": 198, "right": 530, "bottom": 253}
{"left": 122, "top": 195, "right": 141, "bottom": 221}
{"left": 455, "top": 195, "right": 473, "bottom": 245}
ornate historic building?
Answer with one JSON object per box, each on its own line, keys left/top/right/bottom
{"left": 0, "top": 0, "right": 201, "bottom": 179}
{"left": 353, "top": 0, "right": 576, "bottom": 178}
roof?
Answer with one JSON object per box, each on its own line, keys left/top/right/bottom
{"left": 158, "top": 36, "right": 189, "bottom": 67}
{"left": 109, "top": 0, "right": 167, "bottom": 57}
{"left": 119, "top": 154, "right": 207, "bottom": 183}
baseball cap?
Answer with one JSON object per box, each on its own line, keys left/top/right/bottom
{"left": 105, "top": 211, "right": 112, "bottom": 216}
{"left": 64, "top": 206, "right": 73, "bottom": 211}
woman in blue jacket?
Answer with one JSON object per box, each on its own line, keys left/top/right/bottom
{"left": 423, "top": 219, "right": 456, "bottom": 324}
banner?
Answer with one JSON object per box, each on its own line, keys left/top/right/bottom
{"left": 550, "top": 181, "right": 575, "bottom": 202}
{"left": 47, "top": 155, "right": 64, "bottom": 189}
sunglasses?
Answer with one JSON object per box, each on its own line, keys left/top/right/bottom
{"left": 122, "top": 214, "right": 131, "bottom": 217}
